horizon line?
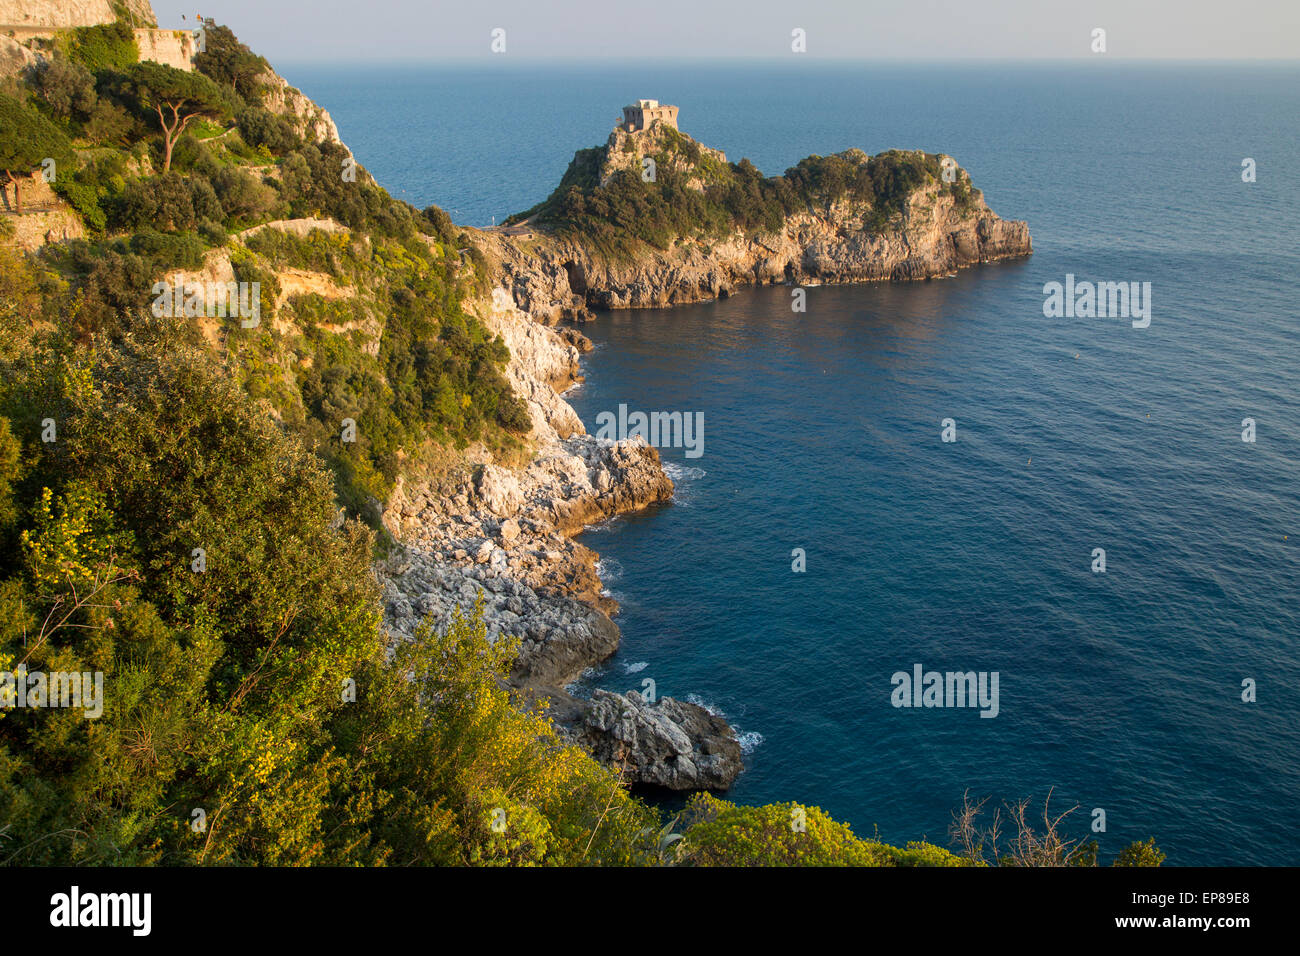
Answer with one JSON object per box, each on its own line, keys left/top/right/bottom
{"left": 268, "top": 55, "right": 1300, "bottom": 67}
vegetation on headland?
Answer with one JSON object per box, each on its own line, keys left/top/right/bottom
{"left": 506, "top": 124, "right": 979, "bottom": 260}
{"left": 1, "top": 18, "right": 1160, "bottom": 867}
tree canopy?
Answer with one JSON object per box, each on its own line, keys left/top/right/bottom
{"left": 108, "top": 62, "right": 239, "bottom": 172}
{"left": 193, "top": 23, "right": 271, "bottom": 104}
{"left": 0, "top": 94, "right": 74, "bottom": 213}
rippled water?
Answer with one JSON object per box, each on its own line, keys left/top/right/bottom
{"left": 290, "top": 61, "right": 1300, "bottom": 864}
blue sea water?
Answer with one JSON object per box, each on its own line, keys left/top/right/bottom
{"left": 289, "top": 61, "right": 1300, "bottom": 865}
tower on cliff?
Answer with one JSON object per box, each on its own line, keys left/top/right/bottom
{"left": 621, "top": 99, "right": 679, "bottom": 132}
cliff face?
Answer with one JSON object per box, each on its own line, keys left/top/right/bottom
{"left": 257, "top": 70, "right": 342, "bottom": 146}
{"left": 379, "top": 286, "right": 673, "bottom": 690}
{"left": 473, "top": 134, "right": 1031, "bottom": 324}
{"left": 0, "top": 0, "right": 154, "bottom": 29}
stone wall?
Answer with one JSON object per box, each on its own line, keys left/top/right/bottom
{"left": 1, "top": 171, "right": 85, "bottom": 251}
{"left": 134, "top": 27, "right": 194, "bottom": 71}
{"left": 3, "top": 207, "right": 85, "bottom": 251}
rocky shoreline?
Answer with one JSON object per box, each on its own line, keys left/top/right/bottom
{"left": 475, "top": 203, "right": 1031, "bottom": 324}
{"left": 376, "top": 292, "right": 746, "bottom": 789}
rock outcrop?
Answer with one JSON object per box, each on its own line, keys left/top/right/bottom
{"left": 2, "top": 207, "right": 84, "bottom": 251}
{"left": 0, "top": 35, "right": 39, "bottom": 79}
{"left": 479, "top": 194, "right": 1031, "bottom": 322}
{"left": 475, "top": 297, "right": 585, "bottom": 440}
{"left": 381, "top": 434, "right": 673, "bottom": 687}
{"left": 472, "top": 133, "right": 1031, "bottom": 324}
{"left": 239, "top": 217, "right": 350, "bottom": 242}
{"left": 257, "top": 70, "right": 342, "bottom": 146}
{"left": 0, "top": 0, "right": 144, "bottom": 30}
{"left": 562, "top": 689, "right": 744, "bottom": 791}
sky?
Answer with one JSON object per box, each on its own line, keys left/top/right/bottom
{"left": 151, "top": 0, "right": 1300, "bottom": 63}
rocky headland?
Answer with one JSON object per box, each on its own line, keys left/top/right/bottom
{"left": 470, "top": 124, "right": 1031, "bottom": 324}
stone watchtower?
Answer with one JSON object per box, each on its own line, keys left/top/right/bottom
{"left": 621, "top": 99, "right": 679, "bottom": 132}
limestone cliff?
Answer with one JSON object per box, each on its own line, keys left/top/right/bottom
{"left": 256, "top": 70, "right": 342, "bottom": 146}
{"left": 0, "top": 0, "right": 154, "bottom": 30}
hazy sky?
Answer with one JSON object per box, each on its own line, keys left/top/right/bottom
{"left": 153, "top": 0, "right": 1300, "bottom": 62}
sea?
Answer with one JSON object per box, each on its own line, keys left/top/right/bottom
{"left": 286, "top": 60, "right": 1300, "bottom": 865}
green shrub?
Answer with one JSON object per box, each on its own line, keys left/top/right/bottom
{"left": 677, "top": 794, "right": 968, "bottom": 867}
{"left": 57, "top": 241, "right": 155, "bottom": 336}
{"left": 54, "top": 175, "right": 108, "bottom": 231}
{"left": 32, "top": 57, "right": 98, "bottom": 121}
{"left": 420, "top": 203, "right": 456, "bottom": 245}
{"left": 237, "top": 106, "right": 299, "bottom": 154}
{"left": 210, "top": 165, "right": 278, "bottom": 224}
{"left": 52, "top": 152, "right": 127, "bottom": 233}
{"left": 228, "top": 252, "right": 280, "bottom": 321}
{"left": 128, "top": 229, "right": 206, "bottom": 269}
{"left": 1114, "top": 838, "right": 1167, "bottom": 867}
{"left": 112, "top": 172, "right": 224, "bottom": 232}
{"left": 193, "top": 23, "right": 269, "bottom": 104}
{"left": 68, "top": 21, "right": 139, "bottom": 74}
{"left": 83, "top": 99, "right": 137, "bottom": 145}
{"left": 167, "top": 132, "right": 216, "bottom": 175}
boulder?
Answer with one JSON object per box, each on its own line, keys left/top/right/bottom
{"left": 474, "top": 465, "right": 524, "bottom": 517}
{"left": 568, "top": 689, "right": 743, "bottom": 791}
{"left": 0, "top": 36, "right": 39, "bottom": 80}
